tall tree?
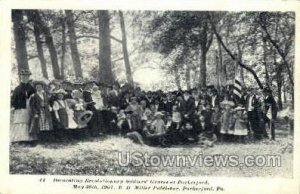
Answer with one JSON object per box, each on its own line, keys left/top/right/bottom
{"left": 12, "top": 10, "right": 29, "bottom": 74}
{"left": 65, "top": 10, "right": 83, "bottom": 78}
{"left": 198, "top": 14, "right": 213, "bottom": 87}
{"left": 26, "top": 10, "right": 61, "bottom": 79}
{"left": 27, "top": 11, "right": 48, "bottom": 79}
{"left": 98, "top": 10, "right": 114, "bottom": 85}
{"left": 60, "top": 18, "right": 67, "bottom": 79}
{"left": 209, "top": 13, "right": 264, "bottom": 89}
{"left": 119, "top": 11, "right": 134, "bottom": 86}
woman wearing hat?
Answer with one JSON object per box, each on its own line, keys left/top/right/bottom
{"left": 29, "top": 81, "right": 53, "bottom": 142}
{"left": 11, "top": 69, "right": 37, "bottom": 144}
{"left": 52, "top": 89, "right": 69, "bottom": 129}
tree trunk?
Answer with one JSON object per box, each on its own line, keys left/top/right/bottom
{"left": 65, "top": 10, "right": 83, "bottom": 79}
{"left": 262, "top": 36, "right": 270, "bottom": 87}
{"left": 31, "top": 15, "right": 48, "bottom": 79}
{"left": 199, "top": 50, "right": 207, "bottom": 87}
{"left": 276, "top": 70, "right": 283, "bottom": 110}
{"left": 98, "top": 10, "right": 114, "bottom": 86}
{"left": 237, "top": 42, "right": 244, "bottom": 85}
{"left": 174, "top": 68, "right": 181, "bottom": 90}
{"left": 119, "top": 11, "right": 134, "bottom": 86}
{"left": 217, "top": 40, "right": 225, "bottom": 88}
{"left": 12, "top": 10, "right": 29, "bottom": 75}
{"left": 27, "top": 10, "right": 61, "bottom": 79}
{"left": 60, "top": 15, "right": 67, "bottom": 80}
{"left": 209, "top": 17, "right": 264, "bottom": 89}
{"left": 185, "top": 65, "right": 191, "bottom": 90}
{"left": 215, "top": 50, "right": 220, "bottom": 91}
{"left": 283, "top": 81, "right": 287, "bottom": 103}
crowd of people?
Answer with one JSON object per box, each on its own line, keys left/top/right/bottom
{"left": 10, "top": 69, "right": 278, "bottom": 147}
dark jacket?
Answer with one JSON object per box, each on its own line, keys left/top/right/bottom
{"left": 11, "top": 83, "right": 35, "bottom": 109}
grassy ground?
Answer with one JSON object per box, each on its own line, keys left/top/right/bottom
{"left": 10, "top": 119, "right": 293, "bottom": 177}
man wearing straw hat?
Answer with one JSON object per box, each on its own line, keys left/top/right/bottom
{"left": 10, "top": 69, "right": 37, "bottom": 145}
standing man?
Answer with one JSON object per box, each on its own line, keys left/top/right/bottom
{"left": 10, "top": 69, "right": 37, "bottom": 145}
{"left": 245, "top": 88, "right": 259, "bottom": 137}
{"left": 263, "top": 88, "right": 278, "bottom": 140}
{"left": 182, "top": 90, "right": 196, "bottom": 123}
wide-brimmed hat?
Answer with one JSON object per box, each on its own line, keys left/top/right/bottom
{"left": 73, "top": 78, "right": 84, "bottom": 85}
{"left": 220, "top": 100, "right": 235, "bottom": 107}
{"left": 33, "top": 80, "right": 46, "bottom": 88}
{"left": 77, "top": 111, "right": 93, "bottom": 126}
{"left": 54, "top": 89, "right": 67, "bottom": 95}
{"left": 19, "top": 68, "right": 31, "bottom": 76}
{"left": 84, "top": 78, "right": 98, "bottom": 85}
{"left": 154, "top": 112, "right": 164, "bottom": 117}
{"left": 62, "top": 80, "right": 72, "bottom": 84}
{"left": 233, "top": 106, "right": 245, "bottom": 112}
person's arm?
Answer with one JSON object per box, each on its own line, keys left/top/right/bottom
{"left": 29, "top": 95, "right": 39, "bottom": 118}
{"left": 52, "top": 101, "right": 60, "bottom": 120}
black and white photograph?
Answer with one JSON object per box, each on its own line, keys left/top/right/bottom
{"left": 8, "top": 8, "right": 295, "bottom": 179}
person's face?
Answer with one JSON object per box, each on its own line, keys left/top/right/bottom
{"left": 113, "top": 85, "right": 119, "bottom": 90}
{"left": 200, "top": 99, "right": 206, "bottom": 105}
{"left": 126, "top": 114, "right": 131, "bottom": 119}
{"left": 156, "top": 115, "right": 162, "bottom": 119}
{"left": 184, "top": 93, "right": 189, "bottom": 99}
{"left": 111, "top": 108, "right": 118, "bottom": 113}
{"left": 141, "top": 100, "right": 146, "bottom": 107}
{"left": 62, "top": 83, "right": 68, "bottom": 90}
{"left": 36, "top": 84, "right": 43, "bottom": 92}
{"left": 225, "top": 105, "right": 231, "bottom": 110}
{"left": 20, "top": 75, "right": 30, "bottom": 83}
{"left": 172, "top": 105, "right": 177, "bottom": 112}
{"left": 150, "top": 104, "right": 155, "bottom": 111}
{"left": 199, "top": 115, "right": 205, "bottom": 122}
{"left": 185, "top": 123, "right": 192, "bottom": 129}
{"left": 206, "top": 104, "right": 211, "bottom": 110}
{"left": 131, "top": 98, "right": 137, "bottom": 104}
{"left": 58, "top": 93, "right": 64, "bottom": 100}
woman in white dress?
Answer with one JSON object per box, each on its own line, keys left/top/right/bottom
{"left": 10, "top": 69, "right": 37, "bottom": 145}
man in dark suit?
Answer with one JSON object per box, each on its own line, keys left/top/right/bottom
{"left": 208, "top": 89, "right": 220, "bottom": 108}
{"left": 245, "top": 88, "right": 260, "bottom": 134}
{"left": 182, "top": 90, "right": 196, "bottom": 122}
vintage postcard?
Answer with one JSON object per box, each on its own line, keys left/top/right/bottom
{"left": 0, "top": 0, "right": 299, "bottom": 193}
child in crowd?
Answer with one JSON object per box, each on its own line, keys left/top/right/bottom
{"left": 232, "top": 106, "right": 248, "bottom": 143}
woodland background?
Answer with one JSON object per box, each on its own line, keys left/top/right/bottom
{"left": 12, "top": 10, "right": 295, "bottom": 109}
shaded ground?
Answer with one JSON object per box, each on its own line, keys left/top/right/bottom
{"left": 10, "top": 118, "right": 293, "bottom": 177}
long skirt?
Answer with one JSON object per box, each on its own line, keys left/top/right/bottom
{"left": 38, "top": 109, "right": 52, "bottom": 131}
{"left": 233, "top": 119, "right": 248, "bottom": 136}
{"left": 10, "top": 109, "right": 38, "bottom": 142}
{"left": 66, "top": 109, "right": 77, "bottom": 129}
{"left": 58, "top": 108, "right": 69, "bottom": 129}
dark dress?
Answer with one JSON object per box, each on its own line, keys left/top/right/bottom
{"left": 29, "top": 92, "right": 53, "bottom": 141}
